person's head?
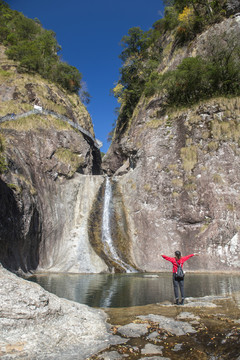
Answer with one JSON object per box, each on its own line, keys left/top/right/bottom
{"left": 175, "top": 251, "right": 181, "bottom": 260}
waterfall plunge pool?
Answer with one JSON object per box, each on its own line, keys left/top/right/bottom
{"left": 29, "top": 272, "right": 240, "bottom": 308}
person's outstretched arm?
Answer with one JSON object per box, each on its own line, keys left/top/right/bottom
{"left": 161, "top": 255, "right": 174, "bottom": 262}
{"left": 181, "top": 253, "right": 200, "bottom": 263}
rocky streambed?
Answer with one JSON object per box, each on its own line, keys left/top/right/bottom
{"left": 98, "top": 294, "right": 240, "bottom": 360}
{"left": 1, "top": 265, "right": 240, "bottom": 360}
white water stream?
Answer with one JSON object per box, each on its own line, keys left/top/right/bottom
{"left": 101, "top": 177, "right": 136, "bottom": 273}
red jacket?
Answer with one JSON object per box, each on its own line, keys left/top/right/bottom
{"left": 162, "top": 254, "right": 194, "bottom": 273}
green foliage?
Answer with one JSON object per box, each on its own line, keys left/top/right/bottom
{"left": 113, "top": 27, "right": 162, "bottom": 132}
{"left": 51, "top": 62, "right": 82, "bottom": 93}
{"left": 162, "top": 0, "right": 227, "bottom": 44}
{"left": 0, "top": 0, "right": 82, "bottom": 94}
{"left": 112, "top": 0, "right": 231, "bottom": 136}
{"left": 119, "top": 27, "right": 151, "bottom": 62}
{"left": 153, "top": 6, "right": 179, "bottom": 32}
{"left": 145, "top": 42, "right": 240, "bottom": 106}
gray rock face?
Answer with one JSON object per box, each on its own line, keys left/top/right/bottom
{"left": 99, "top": 351, "right": 124, "bottom": 360}
{"left": 103, "top": 18, "right": 240, "bottom": 272}
{"left": 37, "top": 174, "right": 107, "bottom": 273}
{"left": 0, "top": 266, "right": 120, "bottom": 359}
{"left": 109, "top": 97, "right": 240, "bottom": 272}
{"left": 141, "top": 344, "right": 164, "bottom": 355}
{"left": 176, "top": 312, "right": 200, "bottom": 321}
{"left": 143, "top": 358, "right": 171, "bottom": 360}
{"left": 138, "top": 315, "right": 196, "bottom": 336}
{"left": 117, "top": 323, "right": 149, "bottom": 338}
{"left": 226, "top": 0, "right": 240, "bottom": 15}
{"left": 0, "top": 124, "right": 106, "bottom": 273}
{"left": 0, "top": 44, "right": 106, "bottom": 274}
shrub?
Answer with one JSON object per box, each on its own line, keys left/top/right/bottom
{"left": 0, "top": 1, "right": 82, "bottom": 94}
{"left": 145, "top": 42, "right": 240, "bottom": 106}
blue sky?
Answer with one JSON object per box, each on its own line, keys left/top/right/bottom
{"left": 6, "top": 0, "right": 164, "bottom": 153}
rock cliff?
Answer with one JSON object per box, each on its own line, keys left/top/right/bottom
{"left": 103, "top": 16, "right": 240, "bottom": 271}
{"left": 0, "top": 45, "right": 106, "bottom": 273}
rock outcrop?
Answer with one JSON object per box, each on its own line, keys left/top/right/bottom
{"left": 0, "top": 45, "right": 106, "bottom": 273}
{"left": 0, "top": 265, "right": 121, "bottom": 359}
{"left": 103, "top": 17, "right": 240, "bottom": 271}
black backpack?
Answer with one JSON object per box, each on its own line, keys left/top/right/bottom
{"left": 176, "top": 261, "right": 184, "bottom": 280}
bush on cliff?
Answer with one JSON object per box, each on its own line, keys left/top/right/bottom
{"left": 112, "top": 0, "right": 238, "bottom": 132}
{"left": 111, "top": 0, "right": 231, "bottom": 133}
{"left": 0, "top": 1, "right": 82, "bottom": 94}
{"left": 112, "top": 27, "right": 162, "bottom": 135}
{"left": 145, "top": 30, "right": 240, "bottom": 105}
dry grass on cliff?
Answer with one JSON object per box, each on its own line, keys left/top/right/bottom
{"left": 165, "top": 96, "right": 240, "bottom": 120}
{"left": 54, "top": 148, "right": 85, "bottom": 176}
{"left": 0, "top": 101, "right": 32, "bottom": 117}
{"left": 180, "top": 145, "right": 198, "bottom": 173}
{"left": 0, "top": 114, "right": 74, "bottom": 132}
{"left": 0, "top": 69, "right": 12, "bottom": 81}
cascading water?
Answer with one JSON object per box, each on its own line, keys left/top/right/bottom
{"left": 101, "top": 177, "right": 136, "bottom": 273}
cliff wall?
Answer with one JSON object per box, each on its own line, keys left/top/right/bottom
{"left": 103, "top": 17, "right": 240, "bottom": 271}
{"left": 0, "top": 45, "right": 106, "bottom": 273}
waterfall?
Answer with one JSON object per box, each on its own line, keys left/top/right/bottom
{"left": 102, "top": 177, "right": 136, "bottom": 273}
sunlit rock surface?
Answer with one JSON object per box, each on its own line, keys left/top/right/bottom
{"left": 0, "top": 45, "right": 106, "bottom": 273}
{"left": 0, "top": 266, "right": 122, "bottom": 359}
{"left": 103, "top": 293, "right": 240, "bottom": 360}
{"left": 38, "top": 175, "right": 108, "bottom": 273}
{"left": 102, "top": 17, "right": 240, "bottom": 272}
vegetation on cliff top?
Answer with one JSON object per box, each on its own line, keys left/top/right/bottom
{"left": 0, "top": 1, "right": 89, "bottom": 99}
{"left": 111, "top": 0, "right": 240, "bottom": 138}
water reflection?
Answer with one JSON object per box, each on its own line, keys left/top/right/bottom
{"left": 29, "top": 273, "right": 240, "bottom": 308}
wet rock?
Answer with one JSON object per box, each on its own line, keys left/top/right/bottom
{"left": 146, "top": 331, "right": 160, "bottom": 340}
{"left": 172, "top": 343, "right": 183, "bottom": 352}
{"left": 138, "top": 315, "right": 197, "bottom": 336}
{"left": 176, "top": 312, "right": 200, "bottom": 321}
{"left": 97, "top": 351, "right": 123, "bottom": 360}
{"left": 117, "top": 323, "right": 149, "bottom": 338}
{"left": 141, "top": 343, "right": 164, "bottom": 355}
{"left": 143, "top": 357, "right": 171, "bottom": 360}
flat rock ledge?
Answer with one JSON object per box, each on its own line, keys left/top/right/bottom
{"left": 138, "top": 315, "right": 197, "bottom": 336}
{"left": 0, "top": 266, "right": 123, "bottom": 360}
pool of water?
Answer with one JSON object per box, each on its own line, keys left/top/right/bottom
{"left": 29, "top": 272, "right": 240, "bottom": 308}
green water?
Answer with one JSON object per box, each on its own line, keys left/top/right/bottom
{"left": 29, "top": 272, "right": 240, "bottom": 308}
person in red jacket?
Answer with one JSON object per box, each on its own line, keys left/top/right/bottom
{"left": 161, "top": 251, "right": 199, "bottom": 305}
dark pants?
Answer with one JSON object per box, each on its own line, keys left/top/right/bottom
{"left": 173, "top": 273, "right": 184, "bottom": 300}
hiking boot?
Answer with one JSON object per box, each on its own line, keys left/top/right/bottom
{"left": 180, "top": 298, "right": 184, "bottom": 305}
{"left": 174, "top": 299, "right": 179, "bottom": 305}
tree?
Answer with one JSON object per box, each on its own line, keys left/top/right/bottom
{"left": 119, "top": 27, "right": 149, "bottom": 63}
{"left": 0, "top": 2, "right": 84, "bottom": 94}
{"left": 52, "top": 62, "right": 82, "bottom": 93}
